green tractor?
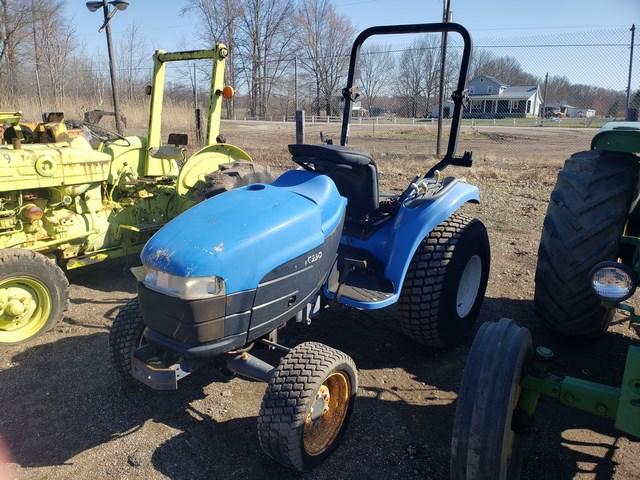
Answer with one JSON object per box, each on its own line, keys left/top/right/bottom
{"left": 450, "top": 122, "right": 640, "bottom": 479}
{"left": 0, "top": 44, "right": 265, "bottom": 345}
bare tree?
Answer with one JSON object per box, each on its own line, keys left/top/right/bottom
{"left": 117, "top": 22, "right": 148, "bottom": 102}
{"left": 39, "top": 12, "right": 74, "bottom": 105}
{"left": 234, "top": 0, "right": 294, "bottom": 117}
{"left": 357, "top": 43, "right": 394, "bottom": 115}
{"left": 0, "top": 0, "right": 30, "bottom": 99}
{"left": 467, "top": 48, "right": 494, "bottom": 81}
{"left": 395, "top": 35, "right": 441, "bottom": 118}
{"left": 295, "top": 0, "right": 354, "bottom": 116}
{"left": 182, "top": 0, "right": 241, "bottom": 117}
{"left": 396, "top": 42, "right": 423, "bottom": 118}
{"left": 468, "top": 51, "right": 538, "bottom": 85}
{"left": 423, "top": 35, "right": 442, "bottom": 117}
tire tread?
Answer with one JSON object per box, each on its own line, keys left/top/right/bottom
{"left": 534, "top": 150, "right": 639, "bottom": 336}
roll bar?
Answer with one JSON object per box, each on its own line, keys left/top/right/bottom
{"left": 339, "top": 22, "right": 473, "bottom": 177}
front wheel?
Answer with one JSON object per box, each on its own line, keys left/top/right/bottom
{"left": 257, "top": 342, "right": 357, "bottom": 471}
{"left": 0, "top": 249, "right": 68, "bottom": 344}
{"left": 450, "top": 318, "right": 532, "bottom": 480}
{"left": 109, "top": 298, "right": 146, "bottom": 385}
{"left": 399, "top": 214, "right": 490, "bottom": 347}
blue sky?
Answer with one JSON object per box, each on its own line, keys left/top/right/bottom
{"left": 73, "top": 0, "right": 639, "bottom": 89}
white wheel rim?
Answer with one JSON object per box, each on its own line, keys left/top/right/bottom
{"left": 456, "top": 254, "right": 482, "bottom": 317}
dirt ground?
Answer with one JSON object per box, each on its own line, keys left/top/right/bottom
{"left": 1, "top": 123, "right": 639, "bottom": 479}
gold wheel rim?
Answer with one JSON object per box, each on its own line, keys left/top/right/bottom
{"left": 303, "top": 371, "right": 351, "bottom": 457}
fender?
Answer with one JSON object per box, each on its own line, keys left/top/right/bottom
{"left": 176, "top": 143, "right": 252, "bottom": 196}
{"left": 590, "top": 121, "right": 640, "bottom": 154}
{"left": 338, "top": 180, "right": 480, "bottom": 309}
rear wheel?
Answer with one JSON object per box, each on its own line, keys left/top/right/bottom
{"left": 0, "top": 249, "right": 68, "bottom": 344}
{"left": 204, "top": 161, "right": 274, "bottom": 197}
{"left": 109, "top": 298, "right": 146, "bottom": 385}
{"left": 534, "top": 150, "right": 639, "bottom": 337}
{"left": 257, "top": 342, "right": 357, "bottom": 471}
{"left": 399, "top": 214, "right": 490, "bottom": 347}
{"left": 450, "top": 318, "right": 532, "bottom": 480}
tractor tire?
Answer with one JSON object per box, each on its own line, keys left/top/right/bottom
{"left": 257, "top": 342, "right": 357, "bottom": 472}
{"left": 450, "top": 318, "right": 532, "bottom": 480}
{"left": 534, "top": 150, "right": 639, "bottom": 337}
{"left": 399, "top": 214, "right": 490, "bottom": 347}
{"left": 0, "top": 249, "right": 68, "bottom": 344}
{"left": 109, "top": 298, "right": 146, "bottom": 385}
{"left": 204, "top": 161, "right": 275, "bottom": 198}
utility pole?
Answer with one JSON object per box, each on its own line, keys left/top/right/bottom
{"left": 30, "top": 0, "right": 45, "bottom": 120}
{"left": 436, "top": 0, "right": 451, "bottom": 158}
{"left": 625, "top": 24, "right": 635, "bottom": 120}
{"left": 193, "top": 63, "right": 202, "bottom": 144}
{"left": 294, "top": 56, "right": 298, "bottom": 113}
{"left": 102, "top": 0, "right": 123, "bottom": 134}
{"left": 541, "top": 72, "right": 549, "bottom": 127}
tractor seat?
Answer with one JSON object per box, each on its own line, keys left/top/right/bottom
{"left": 288, "top": 144, "right": 379, "bottom": 221}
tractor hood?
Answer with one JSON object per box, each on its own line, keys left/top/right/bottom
{"left": 141, "top": 170, "right": 346, "bottom": 294}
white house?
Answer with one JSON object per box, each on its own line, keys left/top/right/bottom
{"left": 351, "top": 101, "right": 368, "bottom": 117}
{"left": 464, "top": 75, "right": 543, "bottom": 118}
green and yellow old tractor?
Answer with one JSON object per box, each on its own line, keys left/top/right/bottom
{"left": 450, "top": 122, "right": 640, "bottom": 479}
{"left": 0, "top": 44, "right": 264, "bottom": 344}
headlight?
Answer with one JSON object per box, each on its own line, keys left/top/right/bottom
{"left": 590, "top": 261, "right": 636, "bottom": 303}
{"left": 142, "top": 266, "right": 225, "bottom": 301}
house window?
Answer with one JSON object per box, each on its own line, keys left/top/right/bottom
{"left": 487, "top": 86, "right": 493, "bottom": 94}
{"left": 471, "top": 100, "right": 482, "bottom": 112}
{"left": 469, "top": 87, "right": 474, "bottom": 95}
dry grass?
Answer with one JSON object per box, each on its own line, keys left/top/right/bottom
{"left": 9, "top": 95, "right": 197, "bottom": 139}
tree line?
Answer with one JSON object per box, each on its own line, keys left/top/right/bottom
{"left": 0, "top": 0, "right": 633, "bottom": 121}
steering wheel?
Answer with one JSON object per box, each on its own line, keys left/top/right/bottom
{"left": 70, "top": 120, "right": 131, "bottom": 147}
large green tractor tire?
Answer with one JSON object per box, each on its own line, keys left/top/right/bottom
{"left": 0, "top": 249, "right": 69, "bottom": 344}
{"left": 534, "top": 150, "right": 639, "bottom": 337}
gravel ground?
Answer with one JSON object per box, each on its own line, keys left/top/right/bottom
{"left": 1, "top": 124, "right": 639, "bottom": 479}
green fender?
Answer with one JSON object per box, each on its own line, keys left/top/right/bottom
{"left": 591, "top": 121, "right": 640, "bottom": 154}
{"left": 176, "top": 143, "right": 252, "bottom": 198}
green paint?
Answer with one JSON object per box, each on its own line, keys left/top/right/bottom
{"left": 591, "top": 121, "right": 640, "bottom": 153}
{"left": 146, "top": 44, "right": 228, "bottom": 171}
{"left": 0, "top": 276, "right": 52, "bottom": 343}
{"left": 0, "top": 44, "right": 252, "bottom": 343}
{"left": 519, "top": 346, "right": 640, "bottom": 435}
{"left": 521, "top": 372, "right": 619, "bottom": 420}
{"left": 616, "top": 345, "right": 640, "bottom": 437}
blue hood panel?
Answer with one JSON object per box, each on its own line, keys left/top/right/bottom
{"left": 141, "top": 170, "right": 346, "bottom": 294}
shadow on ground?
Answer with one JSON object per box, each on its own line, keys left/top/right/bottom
{"left": 0, "top": 295, "right": 635, "bottom": 479}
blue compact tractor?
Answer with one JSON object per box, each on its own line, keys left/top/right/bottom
{"left": 110, "top": 23, "right": 489, "bottom": 471}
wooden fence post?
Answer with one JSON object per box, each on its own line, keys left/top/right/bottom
{"left": 295, "top": 110, "right": 305, "bottom": 144}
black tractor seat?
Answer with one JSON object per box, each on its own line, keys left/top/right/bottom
{"left": 288, "top": 143, "right": 375, "bottom": 167}
{"left": 288, "top": 143, "right": 379, "bottom": 221}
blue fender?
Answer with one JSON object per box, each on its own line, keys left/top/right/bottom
{"left": 338, "top": 180, "right": 480, "bottom": 309}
